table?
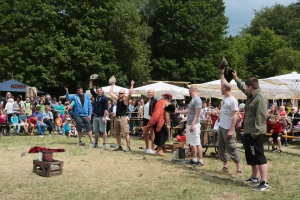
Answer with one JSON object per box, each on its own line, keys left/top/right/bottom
{"left": 201, "top": 129, "right": 218, "bottom": 155}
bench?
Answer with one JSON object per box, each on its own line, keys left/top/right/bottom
{"left": 265, "top": 133, "right": 299, "bottom": 150}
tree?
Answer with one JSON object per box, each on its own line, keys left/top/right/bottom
{"left": 0, "top": 0, "right": 118, "bottom": 93}
{"left": 147, "top": 0, "right": 228, "bottom": 84}
{"left": 241, "top": 2, "right": 300, "bottom": 50}
{"left": 244, "top": 28, "right": 287, "bottom": 78}
{"left": 109, "top": 0, "right": 153, "bottom": 86}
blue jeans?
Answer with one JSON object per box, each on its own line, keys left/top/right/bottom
{"left": 37, "top": 122, "right": 47, "bottom": 135}
{"left": 13, "top": 124, "right": 21, "bottom": 133}
{"left": 129, "top": 120, "right": 136, "bottom": 132}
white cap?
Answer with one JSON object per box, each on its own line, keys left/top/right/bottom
{"left": 67, "top": 118, "right": 71, "bottom": 121}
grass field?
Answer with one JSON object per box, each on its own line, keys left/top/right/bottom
{"left": 0, "top": 132, "right": 300, "bottom": 200}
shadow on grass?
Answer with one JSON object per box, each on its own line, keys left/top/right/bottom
{"left": 155, "top": 158, "right": 251, "bottom": 188}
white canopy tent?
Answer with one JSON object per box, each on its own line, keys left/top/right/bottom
{"left": 193, "top": 79, "right": 294, "bottom": 100}
{"left": 192, "top": 79, "right": 247, "bottom": 99}
{"left": 260, "top": 71, "right": 300, "bottom": 105}
{"left": 133, "top": 81, "right": 189, "bottom": 99}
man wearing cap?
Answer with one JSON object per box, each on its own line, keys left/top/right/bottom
{"left": 287, "top": 106, "right": 300, "bottom": 135}
{"left": 109, "top": 80, "right": 135, "bottom": 152}
{"left": 89, "top": 75, "right": 109, "bottom": 149}
{"left": 65, "top": 85, "right": 94, "bottom": 146}
{"left": 175, "top": 85, "right": 204, "bottom": 166}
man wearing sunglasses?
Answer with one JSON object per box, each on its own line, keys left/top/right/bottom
{"left": 109, "top": 80, "right": 135, "bottom": 152}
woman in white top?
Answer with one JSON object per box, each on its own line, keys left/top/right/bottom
{"left": 143, "top": 89, "right": 157, "bottom": 154}
{"left": 5, "top": 97, "right": 14, "bottom": 123}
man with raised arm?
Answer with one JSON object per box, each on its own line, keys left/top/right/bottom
{"left": 109, "top": 80, "right": 135, "bottom": 152}
{"left": 65, "top": 85, "right": 94, "bottom": 146}
{"left": 233, "top": 70, "right": 269, "bottom": 191}
{"left": 218, "top": 67, "right": 242, "bottom": 178}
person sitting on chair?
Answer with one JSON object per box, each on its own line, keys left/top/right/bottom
{"left": 267, "top": 116, "right": 285, "bottom": 154}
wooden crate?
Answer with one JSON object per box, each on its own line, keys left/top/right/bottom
{"left": 164, "top": 142, "right": 185, "bottom": 153}
{"left": 33, "top": 159, "right": 64, "bottom": 177}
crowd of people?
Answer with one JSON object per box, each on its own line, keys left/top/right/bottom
{"left": 2, "top": 67, "right": 300, "bottom": 192}
{"left": 0, "top": 92, "right": 77, "bottom": 137}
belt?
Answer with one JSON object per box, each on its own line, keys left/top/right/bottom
{"left": 116, "top": 116, "right": 126, "bottom": 118}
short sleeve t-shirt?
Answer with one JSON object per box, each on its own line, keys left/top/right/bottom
{"left": 187, "top": 96, "right": 202, "bottom": 125}
{"left": 143, "top": 102, "right": 151, "bottom": 120}
{"left": 219, "top": 96, "right": 238, "bottom": 129}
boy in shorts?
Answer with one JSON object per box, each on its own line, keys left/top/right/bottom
{"left": 267, "top": 116, "right": 285, "bottom": 154}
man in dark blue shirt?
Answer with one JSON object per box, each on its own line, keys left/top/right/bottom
{"left": 89, "top": 75, "right": 109, "bottom": 149}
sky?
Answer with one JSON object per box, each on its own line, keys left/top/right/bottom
{"left": 224, "top": 0, "right": 297, "bottom": 36}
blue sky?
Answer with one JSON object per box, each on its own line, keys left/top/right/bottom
{"left": 224, "top": 0, "right": 297, "bottom": 35}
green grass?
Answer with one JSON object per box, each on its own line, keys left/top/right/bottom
{"left": 0, "top": 133, "right": 300, "bottom": 200}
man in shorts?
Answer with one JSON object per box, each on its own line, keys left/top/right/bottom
{"left": 65, "top": 85, "right": 94, "bottom": 146}
{"left": 218, "top": 69, "right": 242, "bottom": 177}
{"left": 175, "top": 85, "right": 203, "bottom": 166}
{"left": 233, "top": 70, "right": 269, "bottom": 191}
{"left": 109, "top": 80, "right": 135, "bottom": 152}
{"left": 89, "top": 75, "right": 109, "bottom": 149}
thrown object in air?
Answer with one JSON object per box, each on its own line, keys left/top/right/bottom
{"left": 90, "top": 74, "right": 99, "bottom": 80}
{"left": 109, "top": 75, "right": 116, "bottom": 85}
{"left": 218, "top": 56, "right": 234, "bottom": 83}
{"left": 218, "top": 56, "right": 228, "bottom": 69}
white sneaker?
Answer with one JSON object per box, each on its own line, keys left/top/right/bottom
{"left": 89, "top": 142, "right": 95, "bottom": 147}
{"left": 145, "top": 149, "right": 154, "bottom": 154}
{"left": 102, "top": 144, "right": 106, "bottom": 150}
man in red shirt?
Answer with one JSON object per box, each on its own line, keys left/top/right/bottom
{"left": 267, "top": 116, "right": 286, "bottom": 154}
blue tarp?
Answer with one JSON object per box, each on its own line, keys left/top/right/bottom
{"left": 0, "top": 79, "right": 43, "bottom": 93}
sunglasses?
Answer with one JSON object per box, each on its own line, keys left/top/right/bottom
{"left": 119, "top": 93, "right": 124, "bottom": 95}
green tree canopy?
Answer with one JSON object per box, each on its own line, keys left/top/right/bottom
{"left": 147, "top": 0, "right": 228, "bottom": 84}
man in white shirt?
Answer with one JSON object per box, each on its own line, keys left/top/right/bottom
{"left": 218, "top": 67, "right": 242, "bottom": 178}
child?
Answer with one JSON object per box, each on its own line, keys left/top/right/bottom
{"left": 27, "top": 116, "right": 38, "bottom": 136}
{"left": 19, "top": 109, "right": 29, "bottom": 134}
{"left": 279, "top": 106, "right": 287, "bottom": 117}
{"left": 55, "top": 113, "right": 62, "bottom": 134}
{"left": 267, "top": 116, "right": 286, "bottom": 154}
{"left": 63, "top": 118, "right": 77, "bottom": 137}
{"left": 11, "top": 112, "right": 20, "bottom": 134}
{"left": 0, "top": 110, "right": 8, "bottom": 136}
